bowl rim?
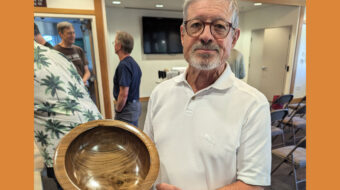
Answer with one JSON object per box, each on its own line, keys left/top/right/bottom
{"left": 53, "top": 119, "right": 160, "bottom": 190}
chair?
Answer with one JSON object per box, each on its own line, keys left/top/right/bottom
{"left": 288, "top": 96, "right": 306, "bottom": 116}
{"left": 271, "top": 136, "right": 306, "bottom": 190}
{"left": 271, "top": 109, "right": 289, "bottom": 148}
{"left": 282, "top": 105, "right": 306, "bottom": 144}
{"left": 270, "top": 94, "right": 294, "bottom": 111}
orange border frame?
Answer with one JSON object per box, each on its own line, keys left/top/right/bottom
{"left": 4, "top": 0, "right": 334, "bottom": 189}
{"left": 2, "top": 0, "right": 33, "bottom": 189}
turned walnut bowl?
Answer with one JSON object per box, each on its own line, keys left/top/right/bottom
{"left": 54, "top": 120, "right": 159, "bottom": 190}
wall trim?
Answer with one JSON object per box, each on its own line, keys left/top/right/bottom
{"left": 140, "top": 97, "right": 150, "bottom": 102}
{"left": 34, "top": 7, "right": 95, "bottom": 15}
{"left": 113, "top": 97, "right": 150, "bottom": 104}
{"left": 93, "top": 0, "right": 112, "bottom": 119}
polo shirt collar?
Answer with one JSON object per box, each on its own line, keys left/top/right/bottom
{"left": 174, "top": 63, "right": 235, "bottom": 90}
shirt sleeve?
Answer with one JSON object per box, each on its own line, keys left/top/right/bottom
{"left": 236, "top": 102, "right": 271, "bottom": 186}
{"left": 116, "top": 63, "right": 132, "bottom": 87}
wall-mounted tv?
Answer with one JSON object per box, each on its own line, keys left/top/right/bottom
{"left": 142, "top": 17, "right": 183, "bottom": 54}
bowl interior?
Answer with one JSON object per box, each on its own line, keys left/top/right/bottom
{"left": 65, "top": 126, "right": 150, "bottom": 190}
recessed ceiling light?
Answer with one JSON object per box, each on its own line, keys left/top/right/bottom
{"left": 254, "top": 3, "right": 262, "bottom": 6}
{"left": 155, "top": 4, "right": 164, "bottom": 8}
{"left": 112, "top": 1, "right": 121, "bottom": 5}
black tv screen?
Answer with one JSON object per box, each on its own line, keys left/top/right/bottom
{"left": 142, "top": 17, "right": 183, "bottom": 54}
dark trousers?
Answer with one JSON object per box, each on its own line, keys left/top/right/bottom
{"left": 115, "top": 100, "right": 141, "bottom": 127}
{"left": 42, "top": 167, "right": 63, "bottom": 190}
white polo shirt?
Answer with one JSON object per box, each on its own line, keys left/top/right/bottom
{"left": 144, "top": 66, "right": 271, "bottom": 190}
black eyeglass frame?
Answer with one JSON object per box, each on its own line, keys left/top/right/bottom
{"left": 183, "top": 18, "right": 235, "bottom": 39}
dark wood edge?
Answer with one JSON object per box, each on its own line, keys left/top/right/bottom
{"left": 34, "top": 7, "right": 95, "bottom": 15}
{"left": 54, "top": 120, "right": 159, "bottom": 190}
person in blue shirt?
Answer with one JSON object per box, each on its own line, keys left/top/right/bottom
{"left": 113, "top": 31, "right": 142, "bottom": 127}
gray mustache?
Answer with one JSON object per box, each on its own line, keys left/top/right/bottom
{"left": 192, "top": 43, "right": 220, "bottom": 52}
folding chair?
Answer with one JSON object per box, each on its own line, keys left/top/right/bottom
{"left": 288, "top": 96, "right": 306, "bottom": 116}
{"left": 270, "top": 94, "right": 294, "bottom": 111}
{"left": 282, "top": 105, "right": 306, "bottom": 144}
{"left": 271, "top": 136, "right": 306, "bottom": 190}
{"left": 271, "top": 109, "right": 289, "bottom": 148}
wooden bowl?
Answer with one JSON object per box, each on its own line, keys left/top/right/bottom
{"left": 54, "top": 120, "right": 159, "bottom": 190}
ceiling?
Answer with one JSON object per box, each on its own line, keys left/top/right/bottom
{"left": 105, "top": 0, "right": 271, "bottom": 12}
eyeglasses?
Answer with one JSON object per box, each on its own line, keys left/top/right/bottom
{"left": 184, "top": 19, "right": 235, "bottom": 39}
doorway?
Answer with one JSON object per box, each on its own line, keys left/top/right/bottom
{"left": 34, "top": 14, "right": 104, "bottom": 114}
{"left": 248, "top": 26, "right": 291, "bottom": 100}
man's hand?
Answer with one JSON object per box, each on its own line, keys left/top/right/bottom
{"left": 216, "top": 180, "right": 264, "bottom": 190}
{"left": 156, "top": 183, "right": 181, "bottom": 190}
{"left": 115, "top": 86, "right": 129, "bottom": 113}
{"left": 83, "top": 79, "right": 88, "bottom": 86}
{"left": 34, "top": 34, "right": 47, "bottom": 45}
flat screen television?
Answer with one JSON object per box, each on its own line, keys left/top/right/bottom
{"left": 142, "top": 17, "right": 183, "bottom": 54}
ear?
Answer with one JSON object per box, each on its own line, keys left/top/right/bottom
{"left": 231, "top": 28, "right": 240, "bottom": 48}
{"left": 116, "top": 42, "right": 122, "bottom": 51}
{"left": 180, "top": 25, "right": 185, "bottom": 46}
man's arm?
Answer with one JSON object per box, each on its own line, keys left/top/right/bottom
{"left": 217, "top": 180, "right": 264, "bottom": 190}
{"left": 115, "top": 86, "right": 129, "bottom": 112}
{"left": 156, "top": 183, "right": 181, "bottom": 190}
{"left": 82, "top": 65, "right": 91, "bottom": 85}
{"left": 156, "top": 181, "right": 263, "bottom": 190}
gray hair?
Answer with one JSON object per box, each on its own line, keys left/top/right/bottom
{"left": 116, "top": 31, "right": 134, "bottom": 54}
{"left": 57, "top": 21, "right": 74, "bottom": 34}
{"left": 183, "top": 0, "right": 239, "bottom": 29}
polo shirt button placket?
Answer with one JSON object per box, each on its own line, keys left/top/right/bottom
{"left": 186, "top": 95, "right": 196, "bottom": 114}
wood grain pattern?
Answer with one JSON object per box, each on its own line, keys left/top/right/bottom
{"left": 94, "top": 0, "right": 112, "bottom": 119}
{"left": 54, "top": 120, "right": 159, "bottom": 190}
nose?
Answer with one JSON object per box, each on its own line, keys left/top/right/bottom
{"left": 199, "top": 24, "right": 213, "bottom": 45}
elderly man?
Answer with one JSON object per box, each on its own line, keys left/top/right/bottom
{"left": 54, "top": 21, "right": 91, "bottom": 86}
{"left": 143, "top": 0, "right": 271, "bottom": 190}
{"left": 113, "top": 31, "right": 142, "bottom": 127}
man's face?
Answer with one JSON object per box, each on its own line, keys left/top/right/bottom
{"left": 60, "top": 27, "right": 75, "bottom": 44}
{"left": 114, "top": 36, "right": 120, "bottom": 54}
{"left": 181, "top": 0, "right": 240, "bottom": 70}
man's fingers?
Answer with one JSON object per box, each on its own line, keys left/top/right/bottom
{"left": 156, "top": 183, "right": 181, "bottom": 190}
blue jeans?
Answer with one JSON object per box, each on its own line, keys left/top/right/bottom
{"left": 115, "top": 101, "right": 141, "bottom": 127}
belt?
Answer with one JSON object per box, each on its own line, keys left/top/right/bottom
{"left": 128, "top": 99, "right": 138, "bottom": 103}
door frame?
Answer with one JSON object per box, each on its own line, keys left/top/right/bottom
{"left": 34, "top": 13, "right": 105, "bottom": 115}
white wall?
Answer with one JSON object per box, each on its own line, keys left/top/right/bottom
{"left": 293, "top": 24, "right": 306, "bottom": 98}
{"left": 105, "top": 7, "right": 187, "bottom": 99}
{"left": 105, "top": 5, "right": 302, "bottom": 100}
{"left": 236, "top": 5, "right": 301, "bottom": 94}
{"left": 46, "top": 0, "right": 94, "bottom": 10}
